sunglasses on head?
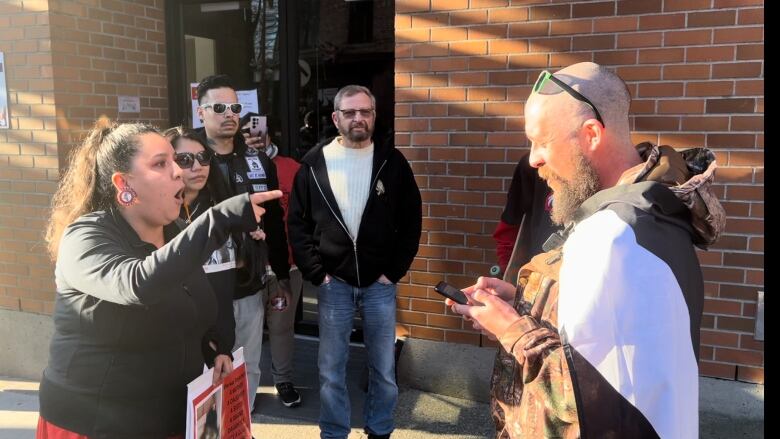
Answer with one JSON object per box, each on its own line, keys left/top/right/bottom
{"left": 532, "top": 70, "right": 605, "bottom": 128}
{"left": 201, "top": 102, "right": 243, "bottom": 115}
{"left": 175, "top": 150, "right": 212, "bottom": 169}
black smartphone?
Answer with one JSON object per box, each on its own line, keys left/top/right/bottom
{"left": 434, "top": 281, "right": 469, "bottom": 305}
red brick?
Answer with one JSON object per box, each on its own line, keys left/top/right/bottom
{"left": 713, "top": 62, "right": 762, "bottom": 79}
{"left": 699, "top": 361, "right": 736, "bottom": 380}
{"left": 731, "top": 115, "right": 763, "bottom": 132}
{"left": 638, "top": 48, "right": 684, "bottom": 64}
{"left": 468, "top": 55, "right": 506, "bottom": 70}
{"left": 634, "top": 116, "right": 679, "bottom": 131}
{"left": 507, "top": 54, "right": 548, "bottom": 68}
{"left": 595, "top": 49, "right": 638, "bottom": 65}
{"left": 573, "top": 1, "right": 614, "bottom": 18}
{"left": 666, "top": 0, "right": 715, "bottom": 10}
{"left": 739, "top": 334, "right": 764, "bottom": 351}
{"left": 685, "top": 45, "right": 735, "bottom": 62}
{"left": 737, "top": 8, "right": 764, "bottom": 25}
{"left": 681, "top": 116, "right": 730, "bottom": 131}
{"left": 723, "top": 252, "right": 763, "bottom": 269}
{"left": 745, "top": 270, "right": 763, "bottom": 285}
{"left": 467, "top": 24, "right": 508, "bottom": 41}
{"left": 550, "top": 19, "right": 594, "bottom": 36}
{"left": 431, "top": 27, "right": 467, "bottom": 42}
{"left": 430, "top": 0, "right": 467, "bottom": 11}
{"left": 429, "top": 57, "right": 466, "bottom": 71}
{"left": 472, "top": 0, "right": 508, "bottom": 7}
{"left": 734, "top": 79, "right": 764, "bottom": 96}
{"left": 572, "top": 35, "right": 615, "bottom": 51}
{"left": 727, "top": 151, "right": 762, "bottom": 167}
{"left": 594, "top": 16, "right": 638, "bottom": 33}
{"left": 715, "top": 0, "right": 763, "bottom": 7}
{"left": 638, "top": 82, "right": 683, "bottom": 97}
{"left": 717, "top": 316, "right": 757, "bottom": 333}
{"left": 703, "top": 299, "right": 743, "bottom": 316}
{"left": 657, "top": 100, "right": 705, "bottom": 114}
{"left": 685, "top": 81, "right": 733, "bottom": 97}
{"left": 700, "top": 329, "right": 740, "bottom": 347}
{"left": 412, "top": 42, "right": 449, "bottom": 57}
{"left": 488, "top": 7, "right": 529, "bottom": 23}
{"left": 488, "top": 39, "right": 527, "bottom": 55}
{"left": 529, "top": 4, "right": 571, "bottom": 20}
{"left": 688, "top": 10, "right": 736, "bottom": 27}
{"left": 714, "top": 26, "right": 763, "bottom": 44}
{"left": 618, "top": 32, "right": 663, "bottom": 48}
{"left": 736, "top": 366, "right": 764, "bottom": 384}
{"left": 716, "top": 168, "right": 754, "bottom": 184}
{"left": 736, "top": 44, "right": 763, "bottom": 61}
{"left": 714, "top": 348, "right": 763, "bottom": 366}
{"left": 719, "top": 284, "right": 757, "bottom": 301}
{"left": 709, "top": 133, "right": 757, "bottom": 149}
{"left": 446, "top": 219, "right": 484, "bottom": 234}
{"left": 706, "top": 98, "right": 755, "bottom": 113}
{"left": 722, "top": 219, "right": 761, "bottom": 235}
{"left": 665, "top": 29, "right": 712, "bottom": 46}
{"left": 408, "top": 12, "right": 450, "bottom": 29}
{"left": 396, "top": 0, "right": 430, "bottom": 13}
{"left": 663, "top": 64, "right": 710, "bottom": 80}
{"left": 617, "top": 0, "right": 662, "bottom": 15}
{"left": 450, "top": 10, "right": 488, "bottom": 26}
{"left": 528, "top": 37, "right": 571, "bottom": 53}
{"left": 726, "top": 185, "right": 763, "bottom": 201}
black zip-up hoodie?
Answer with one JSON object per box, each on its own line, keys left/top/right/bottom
{"left": 195, "top": 128, "right": 290, "bottom": 299}
{"left": 288, "top": 136, "right": 422, "bottom": 287}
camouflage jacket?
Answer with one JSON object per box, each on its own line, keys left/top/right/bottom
{"left": 489, "top": 144, "right": 725, "bottom": 438}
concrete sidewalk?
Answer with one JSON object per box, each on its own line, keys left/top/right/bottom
{"left": 0, "top": 336, "right": 763, "bottom": 438}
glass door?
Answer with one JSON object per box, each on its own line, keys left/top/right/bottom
{"left": 166, "top": 0, "right": 395, "bottom": 339}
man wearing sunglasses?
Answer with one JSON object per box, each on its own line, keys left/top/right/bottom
{"left": 288, "top": 85, "right": 422, "bottom": 439}
{"left": 195, "top": 74, "right": 292, "bottom": 414}
{"left": 448, "top": 62, "right": 725, "bottom": 438}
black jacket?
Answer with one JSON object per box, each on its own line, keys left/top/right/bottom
{"left": 39, "top": 194, "right": 257, "bottom": 438}
{"left": 288, "top": 137, "right": 422, "bottom": 287}
{"left": 196, "top": 128, "right": 290, "bottom": 298}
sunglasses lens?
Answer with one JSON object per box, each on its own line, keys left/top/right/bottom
{"left": 230, "top": 103, "right": 242, "bottom": 114}
{"left": 196, "top": 151, "right": 212, "bottom": 166}
{"left": 175, "top": 154, "right": 194, "bottom": 169}
{"left": 533, "top": 71, "right": 549, "bottom": 93}
{"left": 212, "top": 103, "right": 227, "bottom": 114}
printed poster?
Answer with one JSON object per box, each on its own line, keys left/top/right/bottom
{"left": 186, "top": 347, "right": 251, "bottom": 439}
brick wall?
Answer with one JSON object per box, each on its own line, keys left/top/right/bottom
{"left": 0, "top": 0, "right": 58, "bottom": 315}
{"left": 49, "top": 0, "right": 168, "bottom": 151}
{"left": 0, "top": 0, "right": 168, "bottom": 314}
{"left": 394, "top": 0, "right": 764, "bottom": 383}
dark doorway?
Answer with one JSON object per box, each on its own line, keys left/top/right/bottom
{"left": 166, "top": 0, "right": 395, "bottom": 340}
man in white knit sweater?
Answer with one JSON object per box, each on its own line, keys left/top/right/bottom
{"left": 288, "top": 85, "right": 422, "bottom": 439}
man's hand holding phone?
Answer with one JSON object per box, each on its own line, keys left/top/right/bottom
{"left": 440, "top": 277, "right": 522, "bottom": 340}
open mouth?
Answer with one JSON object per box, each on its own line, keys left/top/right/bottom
{"left": 175, "top": 188, "right": 185, "bottom": 202}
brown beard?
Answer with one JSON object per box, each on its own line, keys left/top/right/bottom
{"left": 540, "top": 147, "right": 601, "bottom": 225}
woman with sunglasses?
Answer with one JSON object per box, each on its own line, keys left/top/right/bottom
{"left": 165, "top": 127, "right": 241, "bottom": 378}
{"left": 38, "top": 120, "right": 281, "bottom": 438}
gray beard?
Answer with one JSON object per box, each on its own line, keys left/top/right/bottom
{"left": 341, "top": 125, "right": 373, "bottom": 143}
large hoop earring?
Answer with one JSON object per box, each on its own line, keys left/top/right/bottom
{"left": 117, "top": 186, "right": 137, "bottom": 206}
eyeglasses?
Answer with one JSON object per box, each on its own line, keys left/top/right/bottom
{"left": 532, "top": 70, "right": 605, "bottom": 128}
{"left": 200, "top": 102, "right": 243, "bottom": 115}
{"left": 336, "top": 108, "right": 374, "bottom": 119}
{"left": 174, "top": 150, "right": 212, "bottom": 169}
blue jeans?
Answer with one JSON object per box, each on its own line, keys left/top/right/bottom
{"left": 318, "top": 277, "right": 398, "bottom": 439}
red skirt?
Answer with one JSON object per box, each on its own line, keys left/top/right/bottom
{"left": 37, "top": 417, "right": 184, "bottom": 439}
